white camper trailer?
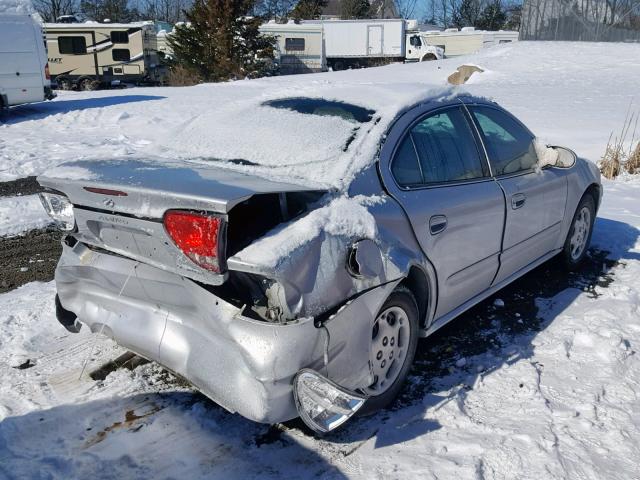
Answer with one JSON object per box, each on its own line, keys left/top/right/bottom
{"left": 44, "top": 22, "right": 167, "bottom": 90}
{"left": 0, "top": 15, "right": 55, "bottom": 109}
{"left": 260, "top": 22, "right": 325, "bottom": 74}
{"left": 423, "top": 28, "right": 519, "bottom": 57}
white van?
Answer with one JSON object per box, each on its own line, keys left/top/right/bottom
{"left": 0, "top": 14, "right": 55, "bottom": 109}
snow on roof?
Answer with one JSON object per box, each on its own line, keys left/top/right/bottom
{"left": 164, "top": 77, "right": 454, "bottom": 191}
{"left": 43, "top": 21, "right": 153, "bottom": 29}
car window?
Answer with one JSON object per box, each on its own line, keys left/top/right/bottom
{"left": 391, "top": 107, "right": 486, "bottom": 186}
{"left": 471, "top": 106, "right": 538, "bottom": 175}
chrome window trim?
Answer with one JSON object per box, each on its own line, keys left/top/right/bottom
{"left": 387, "top": 104, "right": 492, "bottom": 192}
{"left": 463, "top": 103, "right": 539, "bottom": 178}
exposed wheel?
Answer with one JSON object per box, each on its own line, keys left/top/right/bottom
{"left": 359, "top": 287, "right": 419, "bottom": 415}
{"left": 421, "top": 53, "right": 437, "bottom": 61}
{"left": 79, "top": 78, "right": 99, "bottom": 91}
{"left": 56, "top": 77, "right": 73, "bottom": 90}
{"left": 561, "top": 193, "right": 595, "bottom": 269}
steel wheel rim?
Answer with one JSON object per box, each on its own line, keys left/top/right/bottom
{"left": 569, "top": 206, "right": 591, "bottom": 260}
{"left": 364, "top": 305, "right": 410, "bottom": 395}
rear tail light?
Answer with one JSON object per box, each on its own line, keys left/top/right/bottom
{"left": 38, "top": 192, "right": 75, "bottom": 231}
{"left": 163, "top": 210, "right": 225, "bottom": 273}
{"left": 45, "top": 63, "right": 50, "bottom": 80}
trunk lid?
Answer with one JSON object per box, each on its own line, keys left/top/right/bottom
{"left": 38, "top": 159, "right": 324, "bottom": 285}
{"left": 38, "top": 159, "right": 321, "bottom": 217}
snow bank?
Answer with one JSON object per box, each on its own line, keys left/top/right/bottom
{"left": 0, "top": 194, "right": 51, "bottom": 237}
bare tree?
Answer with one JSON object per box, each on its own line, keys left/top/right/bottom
{"left": 394, "top": 0, "right": 419, "bottom": 17}
{"left": 33, "top": 0, "right": 79, "bottom": 21}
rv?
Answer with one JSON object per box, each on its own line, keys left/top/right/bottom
{"left": 422, "top": 27, "right": 519, "bottom": 57}
{"left": 259, "top": 22, "right": 326, "bottom": 74}
{"left": 44, "top": 21, "right": 167, "bottom": 90}
{"left": 0, "top": 15, "right": 55, "bottom": 109}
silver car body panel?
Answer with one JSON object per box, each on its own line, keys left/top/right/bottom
{"left": 43, "top": 94, "right": 602, "bottom": 424}
{"left": 56, "top": 239, "right": 399, "bottom": 423}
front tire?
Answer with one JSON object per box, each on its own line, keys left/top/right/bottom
{"left": 359, "top": 287, "right": 419, "bottom": 415}
{"left": 561, "top": 193, "right": 595, "bottom": 269}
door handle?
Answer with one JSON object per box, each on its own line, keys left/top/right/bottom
{"left": 429, "top": 215, "right": 447, "bottom": 235}
{"left": 511, "top": 193, "right": 526, "bottom": 209}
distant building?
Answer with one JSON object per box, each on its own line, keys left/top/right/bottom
{"left": 520, "top": 0, "right": 640, "bottom": 42}
{"left": 319, "top": 0, "right": 398, "bottom": 20}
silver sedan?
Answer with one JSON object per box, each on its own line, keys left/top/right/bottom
{"left": 38, "top": 93, "right": 601, "bottom": 433}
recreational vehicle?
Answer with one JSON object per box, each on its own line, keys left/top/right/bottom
{"left": 423, "top": 28, "right": 519, "bottom": 57}
{"left": 44, "top": 22, "right": 167, "bottom": 90}
{"left": 0, "top": 15, "right": 55, "bottom": 109}
{"left": 259, "top": 22, "right": 325, "bottom": 74}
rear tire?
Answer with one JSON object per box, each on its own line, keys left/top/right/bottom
{"left": 359, "top": 287, "right": 419, "bottom": 415}
{"left": 79, "top": 78, "right": 99, "bottom": 91}
{"left": 56, "top": 77, "right": 73, "bottom": 90}
{"left": 561, "top": 193, "right": 595, "bottom": 269}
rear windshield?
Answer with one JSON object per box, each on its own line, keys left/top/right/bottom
{"left": 263, "top": 98, "right": 375, "bottom": 123}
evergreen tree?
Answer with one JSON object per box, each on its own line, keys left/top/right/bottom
{"left": 476, "top": 0, "right": 506, "bottom": 30}
{"left": 340, "top": 0, "right": 370, "bottom": 19}
{"left": 168, "top": 0, "right": 276, "bottom": 82}
{"left": 290, "top": 0, "right": 327, "bottom": 20}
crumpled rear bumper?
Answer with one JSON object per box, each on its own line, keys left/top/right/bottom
{"left": 55, "top": 240, "right": 398, "bottom": 423}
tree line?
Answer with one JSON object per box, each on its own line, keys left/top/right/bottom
{"left": 33, "top": 0, "right": 521, "bottom": 30}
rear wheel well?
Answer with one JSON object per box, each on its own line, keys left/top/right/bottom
{"left": 400, "top": 266, "right": 430, "bottom": 327}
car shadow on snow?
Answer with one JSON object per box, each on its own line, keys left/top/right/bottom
{"left": 2, "top": 95, "right": 165, "bottom": 124}
{"left": 0, "top": 391, "right": 350, "bottom": 479}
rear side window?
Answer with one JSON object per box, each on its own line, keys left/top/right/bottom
{"left": 391, "top": 107, "right": 486, "bottom": 186}
{"left": 58, "top": 36, "right": 86, "bottom": 54}
{"left": 110, "top": 31, "right": 129, "bottom": 44}
{"left": 471, "top": 106, "right": 538, "bottom": 175}
{"left": 112, "top": 49, "right": 131, "bottom": 61}
{"left": 285, "top": 38, "right": 305, "bottom": 51}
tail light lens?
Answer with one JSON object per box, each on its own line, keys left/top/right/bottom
{"left": 45, "top": 63, "right": 50, "bottom": 80}
{"left": 163, "top": 210, "right": 225, "bottom": 273}
{"left": 38, "top": 192, "right": 75, "bottom": 231}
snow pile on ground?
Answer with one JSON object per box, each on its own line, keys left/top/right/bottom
{"left": 1, "top": 42, "right": 640, "bottom": 479}
{"left": 0, "top": 0, "right": 34, "bottom": 15}
{"left": 0, "top": 194, "right": 51, "bottom": 237}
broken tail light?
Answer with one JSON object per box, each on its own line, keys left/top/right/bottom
{"left": 163, "top": 210, "right": 225, "bottom": 273}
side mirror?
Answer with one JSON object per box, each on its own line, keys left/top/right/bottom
{"left": 548, "top": 145, "right": 577, "bottom": 168}
{"left": 536, "top": 143, "right": 577, "bottom": 169}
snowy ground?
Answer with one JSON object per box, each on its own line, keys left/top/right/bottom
{"left": 1, "top": 41, "right": 640, "bottom": 479}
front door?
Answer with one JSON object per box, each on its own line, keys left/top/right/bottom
{"left": 367, "top": 25, "right": 383, "bottom": 56}
{"left": 467, "top": 105, "right": 568, "bottom": 284}
{"left": 381, "top": 105, "right": 506, "bottom": 318}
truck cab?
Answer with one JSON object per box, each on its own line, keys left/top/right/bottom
{"left": 404, "top": 33, "right": 444, "bottom": 62}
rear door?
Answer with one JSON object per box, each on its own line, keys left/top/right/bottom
{"left": 467, "top": 105, "right": 568, "bottom": 284}
{"left": 367, "top": 25, "right": 383, "bottom": 56}
{"left": 380, "top": 104, "right": 506, "bottom": 318}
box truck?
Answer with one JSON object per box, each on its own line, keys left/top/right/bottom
{"left": 302, "top": 19, "right": 443, "bottom": 70}
{"left": 0, "top": 14, "right": 55, "bottom": 109}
